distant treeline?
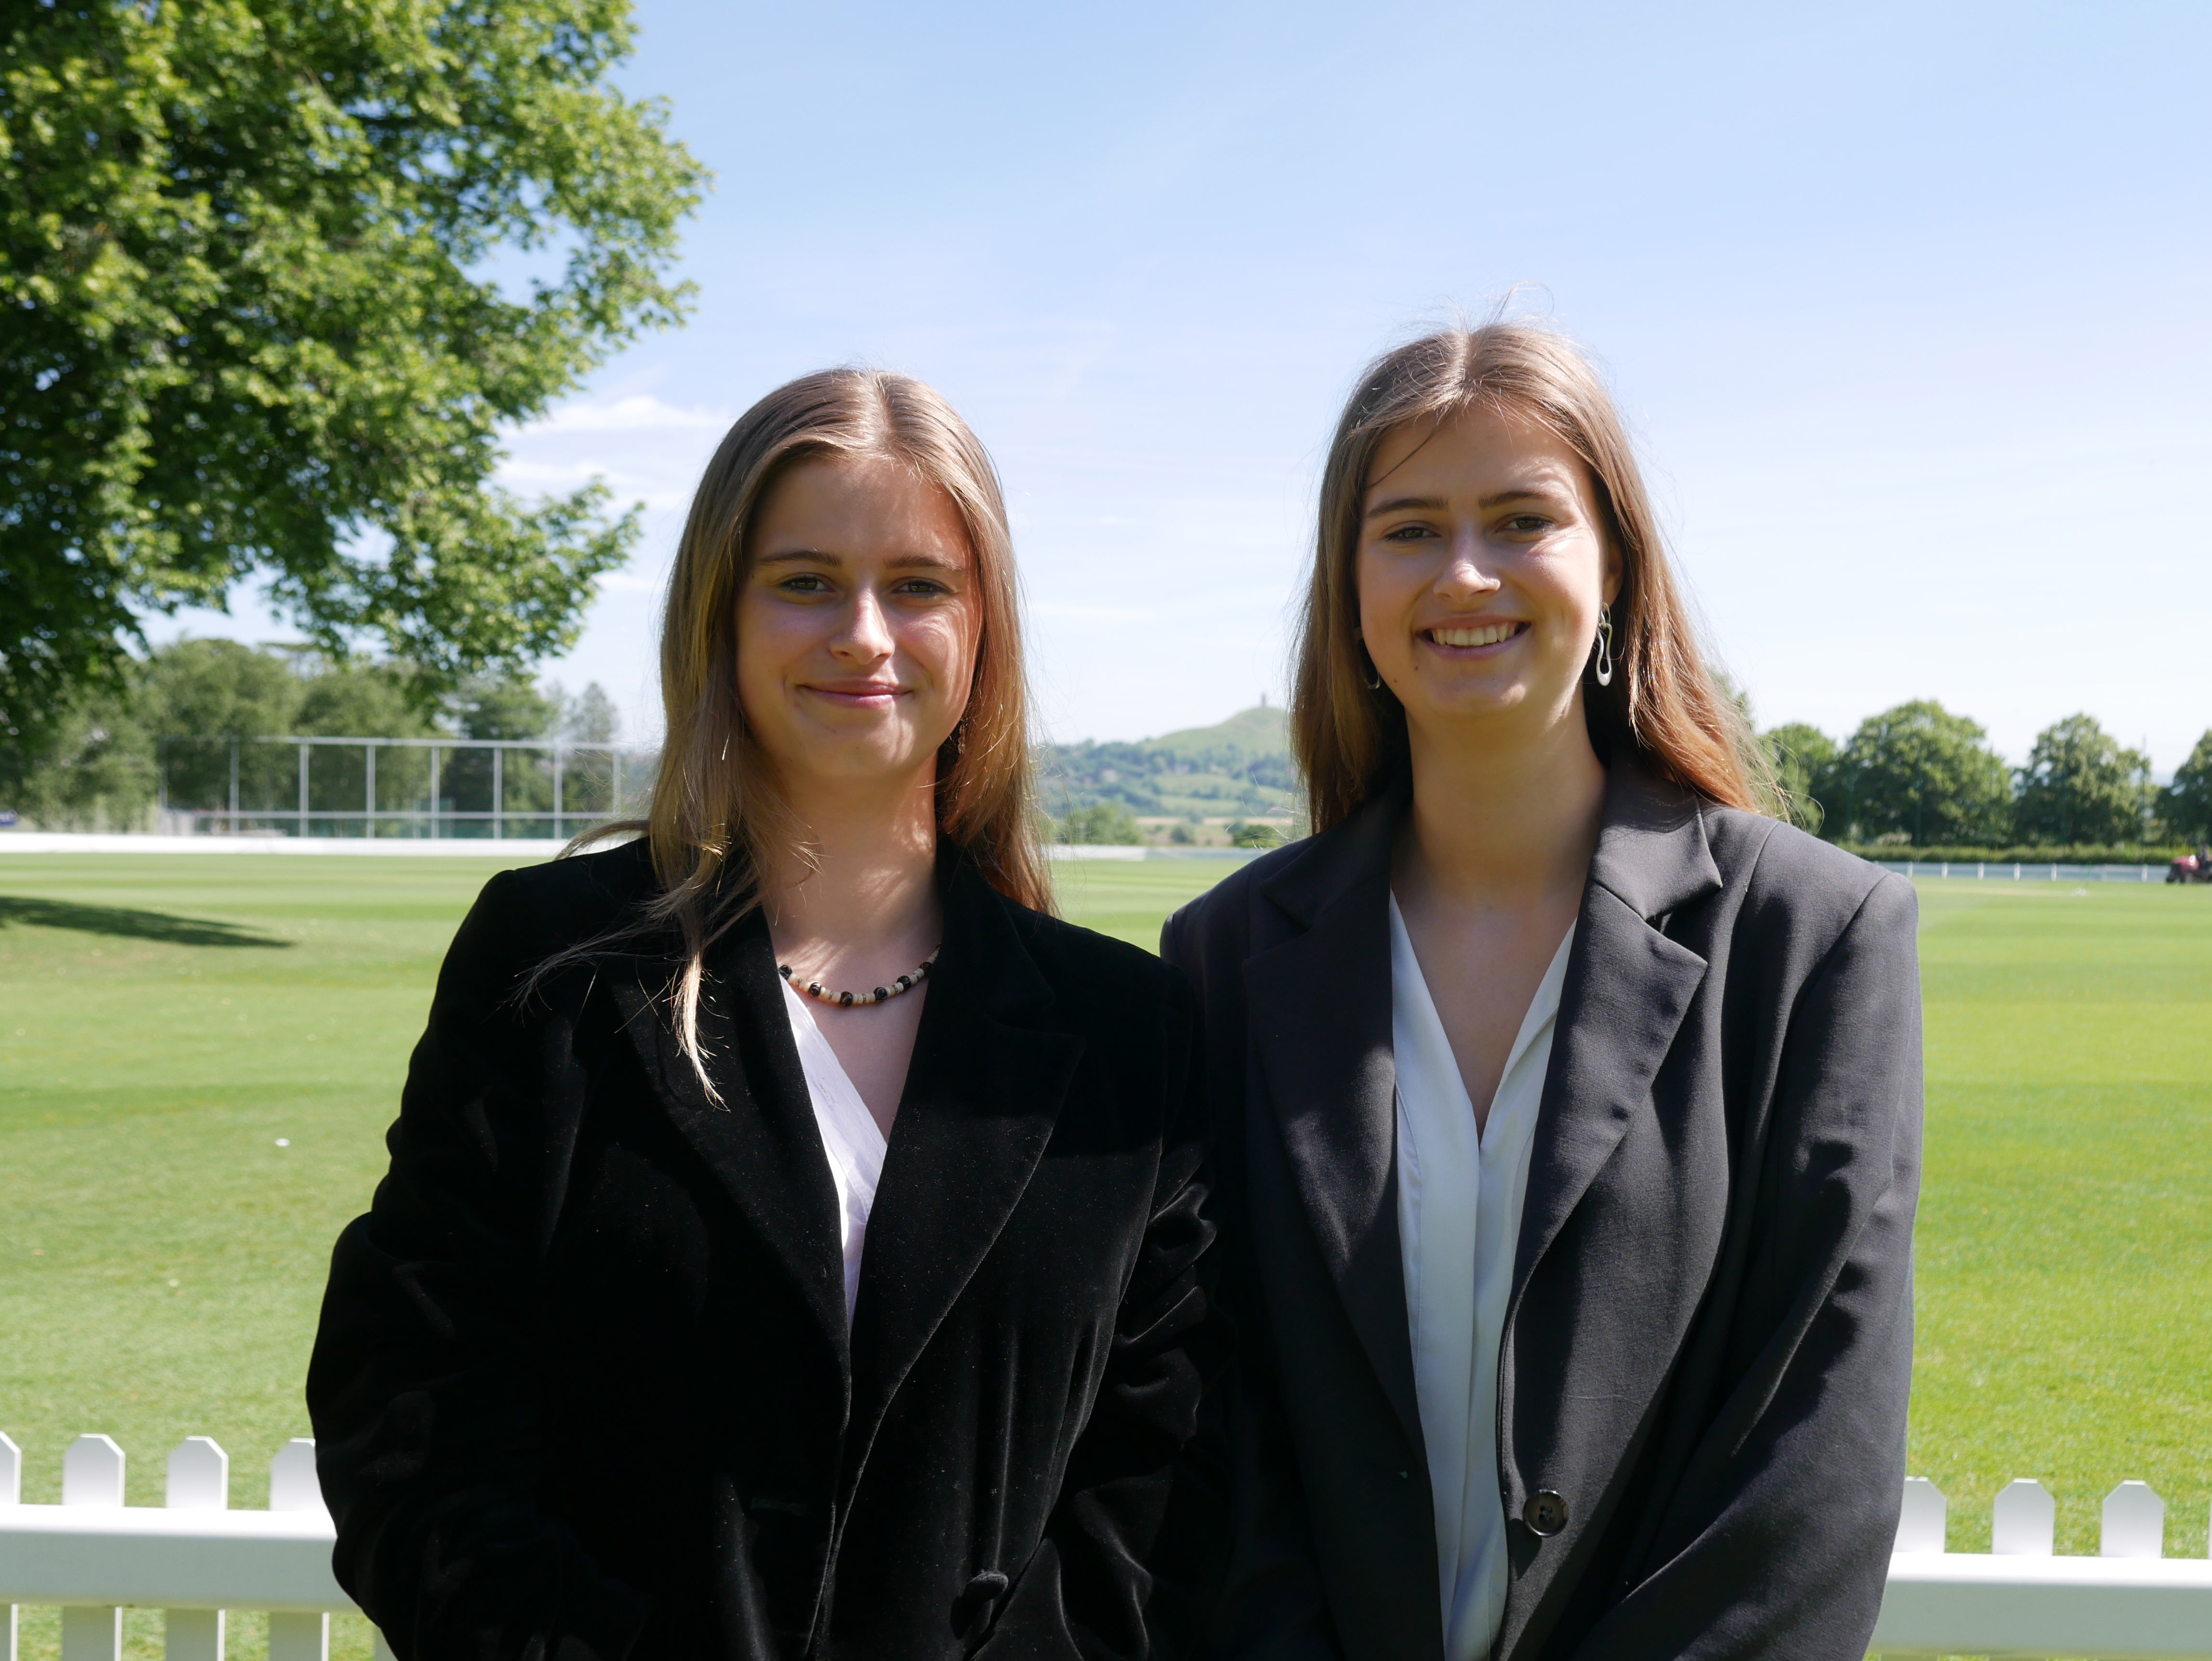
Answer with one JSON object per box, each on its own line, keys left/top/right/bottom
{"left": 1764, "top": 701, "right": 2212, "bottom": 852}
{"left": 1040, "top": 706, "right": 1298, "bottom": 822}
{"left": 1, "top": 640, "right": 619, "bottom": 832}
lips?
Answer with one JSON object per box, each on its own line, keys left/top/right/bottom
{"left": 1425, "top": 620, "right": 1527, "bottom": 648}
{"left": 803, "top": 681, "right": 905, "bottom": 704}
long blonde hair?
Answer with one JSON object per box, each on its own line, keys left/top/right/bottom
{"left": 1292, "top": 322, "right": 1773, "bottom": 831}
{"left": 564, "top": 368, "right": 1046, "bottom": 1083}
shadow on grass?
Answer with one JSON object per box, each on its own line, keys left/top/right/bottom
{"left": 0, "top": 896, "right": 292, "bottom": 949}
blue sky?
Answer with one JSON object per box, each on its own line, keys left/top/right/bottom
{"left": 164, "top": 0, "right": 2212, "bottom": 765}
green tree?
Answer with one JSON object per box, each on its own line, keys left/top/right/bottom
{"left": 1057, "top": 800, "right": 1142, "bottom": 845}
{"left": 2164, "top": 730, "right": 2212, "bottom": 844}
{"left": 1762, "top": 722, "right": 1839, "bottom": 835}
{"left": 0, "top": 0, "right": 707, "bottom": 742}
{"left": 293, "top": 656, "right": 439, "bottom": 739}
{"left": 2013, "top": 714, "right": 2149, "bottom": 845}
{"left": 0, "top": 674, "right": 153, "bottom": 829}
{"left": 553, "top": 680, "right": 621, "bottom": 744}
{"left": 1832, "top": 700, "right": 2013, "bottom": 846}
{"left": 449, "top": 674, "right": 559, "bottom": 741}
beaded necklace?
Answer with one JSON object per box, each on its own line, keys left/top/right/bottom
{"left": 778, "top": 948, "right": 939, "bottom": 1009}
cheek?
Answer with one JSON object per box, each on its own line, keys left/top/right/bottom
{"left": 1355, "top": 550, "right": 1417, "bottom": 643}
{"left": 732, "top": 593, "right": 802, "bottom": 721}
{"left": 1545, "top": 535, "right": 1609, "bottom": 629}
{"left": 906, "top": 603, "right": 981, "bottom": 691}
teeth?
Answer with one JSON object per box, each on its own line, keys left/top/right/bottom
{"left": 1432, "top": 623, "right": 1520, "bottom": 647}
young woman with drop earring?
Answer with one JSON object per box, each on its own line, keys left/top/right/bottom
{"left": 1166, "top": 324, "right": 1922, "bottom": 1661}
{"left": 309, "top": 369, "right": 1222, "bottom": 1661}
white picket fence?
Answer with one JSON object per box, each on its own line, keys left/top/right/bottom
{"left": 1872, "top": 1476, "right": 2212, "bottom": 1658}
{"left": 5, "top": 1435, "right": 2212, "bottom": 1659}
{"left": 0, "top": 1434, "right": 388, "bottom": 1661}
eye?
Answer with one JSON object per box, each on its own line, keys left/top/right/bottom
{"left": 1380, "top": 523, "right": 1437, "bottom": 542}
{"left": 893, "top": 576, "right": 952, "bottom": 597}
{"left": 1501, "top": 514, "right": 1551, "bottom": 535}
{"left": 777, "top": 572, "right": 833, "bottom": 594}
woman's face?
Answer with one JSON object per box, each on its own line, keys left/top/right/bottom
{"left": 1356, "top": 404, "right": 1620, "bottom": 741}
{"left": 736, "top": 453, "right": 980, "bottom": 796}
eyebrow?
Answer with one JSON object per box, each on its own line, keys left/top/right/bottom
{"left": 1363, "top": 487, "right": 1567, "bottom": 519}
{"left": 754, "top": 547, "right": 966, "bottom": 572}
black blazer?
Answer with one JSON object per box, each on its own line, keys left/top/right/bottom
{"left": 307, "top": 839, "right": 1221, "bottom": 1661}
{"left": 1161, "top": 762, "right": 1922, "bottom": 1661}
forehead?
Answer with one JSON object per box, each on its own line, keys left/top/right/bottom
{"left": 1363, "top": 404, "right": 1592, "bottom": 506}
{"left": 754, "top": 451, "right": 972, "bottom": 560}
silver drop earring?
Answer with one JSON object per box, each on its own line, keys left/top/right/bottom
{"left": 1593, "top": 602, "right": 1615, "bottom": 687}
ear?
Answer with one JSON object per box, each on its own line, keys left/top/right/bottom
{"left": 1601, "top": 540, "right": 1624, "bottom": 607}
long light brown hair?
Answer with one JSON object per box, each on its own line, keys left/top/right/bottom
{"left": 1292, "top": 322, "right": 1773, "bottom": 831}
{"left": 560, "top": 368, "right": 1047, "bottom": 1086}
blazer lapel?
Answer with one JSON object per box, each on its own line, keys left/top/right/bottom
{"left": 839, "top": 865, "right": 1084, "bottom": 1501}
{"left": 1510, "top": 762, "right": 1723, "bottom": 1316}
{"left": 609, "top": 906, "right": 851, "bottom": 1365}
{"left": 1243, "top": 794, "right": 1425, "bottom": 1452}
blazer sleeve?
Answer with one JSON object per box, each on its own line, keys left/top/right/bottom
{"left": 980, "top": 966, "right": 1229, "bottom": 1661}
{"left": 1158, "top": 910, "right": 1344, "bottom": 1661}
{"left": 305, "top": 872, "right": 653, "bottom": 1661}
{"left": 1563, "top": 872, "right": 1923, "bottom": 1661}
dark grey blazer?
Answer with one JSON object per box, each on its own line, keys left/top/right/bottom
{"left": 1161, "top": 761, "right": 1922, "bottom": 1661}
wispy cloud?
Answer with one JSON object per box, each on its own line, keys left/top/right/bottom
{"left": 522, "top": 395, "right": 734, "bottom": 435}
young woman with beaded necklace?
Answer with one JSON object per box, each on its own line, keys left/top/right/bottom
{"left": 1166, "top": 324, "right": 1922, "bottom": 1661}
{"left": 309, "top": 369, "right": 1221, "bottom": 1661}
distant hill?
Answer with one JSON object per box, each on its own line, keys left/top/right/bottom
{"left": 1039, "top": 704, "right": 1299, "bottom": 820}
{"left": 1147, "top": 703, "right": 1290, "bottom": 759}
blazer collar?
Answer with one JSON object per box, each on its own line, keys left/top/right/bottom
{"left": 1502, "top": 762, "right": 1720, "bottom": 1416}
{"left": 1241, "top": 758, "right": 1722, "bottom": 1453}
{"left": 610, "top": 898, "right": 853, "bottom": 1362}
{"left": 607, "top": 855, "right": 1084, "bottom": 1439}
{"left": 1585, "top": 758, "right": 1724, "bottom": 924}
{"left": 838, "top": 860, "right": 1083, "bottom": 1502}
{"left": 1243, "top": 783, "right": 1422, "bottom": 1455}
{"left": 1255, "top": 778, "right": 1406, "bottom": 933}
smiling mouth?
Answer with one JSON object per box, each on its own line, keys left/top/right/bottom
{"left": 1424, "top": 621, "right": 1528, "bottom": 649}
{"left": 804, "top": 682, "right": 905, "bottom": 703}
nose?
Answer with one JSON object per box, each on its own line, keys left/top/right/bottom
{"left": 833, "top": 585, "right": 896, "bottom": 662}
{"left": 1435, "top": 524, "right": 1501, "bottom": 598}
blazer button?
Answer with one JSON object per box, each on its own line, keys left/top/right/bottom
{"left": 951, "top": 1569, "right": 1010, "bottom": 1641}
{"left": 1522, "top": 1490, "right": 1569, "bottom": 1537}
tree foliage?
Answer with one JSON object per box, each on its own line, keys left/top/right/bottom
{"left": 0, "top": 0, "right": 705, "bottom": 738}
{"left": 1763, "top": 721, "right": 1839, "bottom": 833}
{"left": 0, "top": 636, "right": 612, "bottom": 827}
{"left": 2012, "top": 714, "right": 2149, "bottom": 846}
{"left": 2165, "top": 730, "right": 2212, "bottom": 845}
{"left": 1824, "top": 700, "right": 2014, "bottom": 846}
{"left": 1056, "top": 800, "right": 1142, "bottom": 845}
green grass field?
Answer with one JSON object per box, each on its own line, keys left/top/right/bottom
{"left": 0, "top": 853, "right": 2207, "bottom": 1646}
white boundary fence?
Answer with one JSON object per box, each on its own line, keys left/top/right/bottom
{"left": 7, "top": 1434, "right": 2211, "bottom": 1660}
{"left": 155, "top": 737, "right": 658, "bottom": 842}
{"left": 1870, "top": 859, "right": 2176, "bottom": 883}
{"left": 1874, "top": 1476, "right": 2212, "bottom": 1657}
{"left": 0, "top": 1434, "right": 388, "bottom": 1661}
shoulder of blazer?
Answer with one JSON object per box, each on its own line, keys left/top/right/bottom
{"left": 989, "top": 886, "right": 1196, "bottom": 1033}
{"left": 1161, "top": 803, "right": 1392, "bottom": 973}
{"left": 479, "top": 835, "right": 659, "bottom": 939}
{"left": 440, "top": 837, "right": 666, "bottom": 1009}
{"left": 1699, "top": 804, "right": 1915, "bottom": 955}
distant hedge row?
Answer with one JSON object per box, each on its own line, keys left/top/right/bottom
{"left": 1836, "top": 843, "right": 2197, "bottom": 866}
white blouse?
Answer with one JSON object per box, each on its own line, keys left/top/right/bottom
{"left": 781, "top": 978, "right": 888, "bottom": 1325}
{"left": 1390, "top": 896, "right": 1575, "bottom": 1661}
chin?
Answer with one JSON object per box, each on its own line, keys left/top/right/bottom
{"left": 799, "top": 731, "right": 939, "bottom": 782}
